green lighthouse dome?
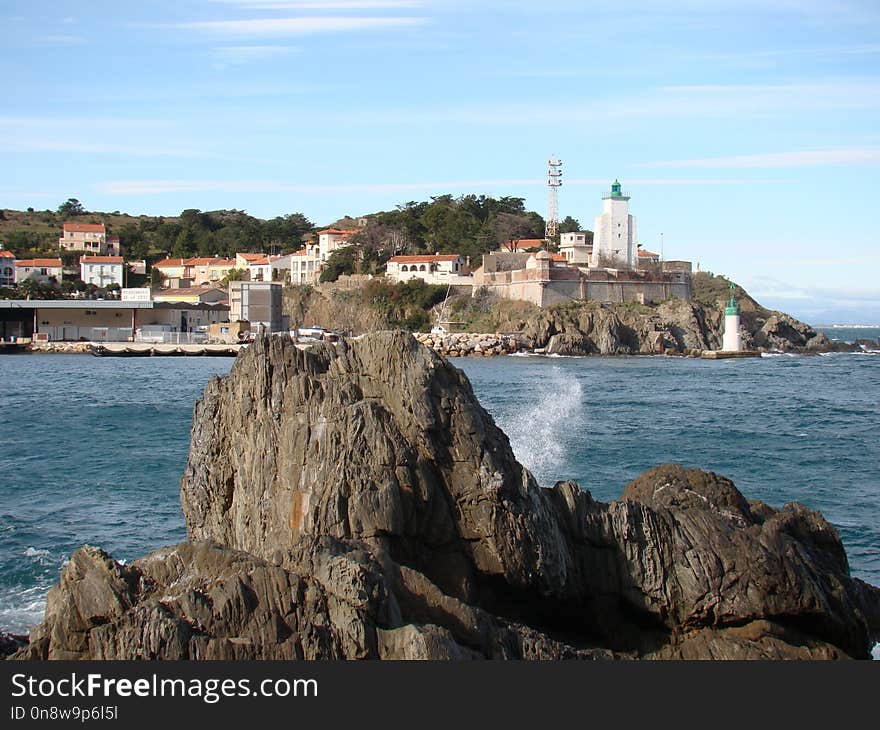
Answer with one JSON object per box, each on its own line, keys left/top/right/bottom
{"left": 725, "top": 282, "right": 739, "bottom": 316}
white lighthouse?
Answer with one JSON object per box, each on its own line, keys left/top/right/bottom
{"left": 590, "top": 179, "right": 636, "bottom": 269}
{"left": 722, "top": 282, "right": 742, "bottom": 352}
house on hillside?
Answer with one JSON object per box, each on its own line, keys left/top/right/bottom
{"left": 15, "top": 258, "right": 63, "bottom": 285}
{"left": 317, "top": 228, "right": 361, "bottom": 263}
{"left": 59, "top": 223, "right": 119, "bottom": 256}
{"left": 152, "top": 258, "right": 191, "bottom": 289}
{"left": 386, "top": 254, "right": 470, "bottom": 285}
{"left": 248, "top": 253, "right": 295, "bottom": 283}
{"left": 80, "top": 256, "right": 124, "bottom": 288}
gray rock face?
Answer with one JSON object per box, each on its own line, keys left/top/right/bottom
{"left": 523, "top": 297, "right": 844, "bottom": 356}
{"left": 14, "top": 332, "right": 880, "bottom": 660}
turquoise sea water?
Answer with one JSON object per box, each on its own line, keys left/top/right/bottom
{"left": 1, "top": 337, "right": 879, "bottom": 653}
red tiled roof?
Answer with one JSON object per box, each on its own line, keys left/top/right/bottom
{"left": 504, "top": 238, "right": 545, "bottom": 250}
{"left": 638, "top": 250, "right": 660, "bottom": 257}
{"left": 237, "top": 253, "right": 265, "bottom": 262}
{"left": 154, "top": 285, "right": 225, "bottom": 296}
{"left": 63, "top": 223, "right": 105, "bottom": 233}
{"left": 388, "top": 254, "right": 462, "bottom": 263}
{"left": 0, "top": 250, "right": 15, "bottom": 258}
{"left": 80, "top": 256, "right": 123, "bottom": 264}
{"left": 16, "top": 258, "right": 62, "bottom": 267}
{"left": 318, "top": 228, "right": 362, "bottom": 236}
{"left": 549, "top": 253, "right": 568, "bottom": 263}
{"left": 153, "top": 258, "right": 187, "bottom": 268}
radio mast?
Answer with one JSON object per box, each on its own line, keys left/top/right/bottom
{"left": 545, "top": 156, "right": 562, "bottom": 241}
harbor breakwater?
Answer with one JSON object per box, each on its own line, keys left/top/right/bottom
{"left": 413, "top": 331, "right": 522, "bottom": 356}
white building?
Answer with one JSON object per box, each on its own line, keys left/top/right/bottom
{"left": 591, "top": 180, "right": 637, "bottom": 269}
{"left": 15, "top": 258, "right": 63, "bottom": 285}
{"left": 317, "top": 228, "right": 361, "bottom": 264}
{"left": 289, "top": 245, "right": 321, "bottom": 285}
{"left": 559, "top": 231, "right": 592, "bottom": 266}
{"left": 248, "top": 253, "right": 296, "bottom": 283}
{"left": 80, "top": 256, "right": 124, "bottom": 288}
{"left": 386, "top": 254, "right": 469, "bottom": 285}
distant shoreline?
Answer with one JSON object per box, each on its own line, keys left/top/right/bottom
{"left": 815, "top": 324, "right": 880, "bottom": 329}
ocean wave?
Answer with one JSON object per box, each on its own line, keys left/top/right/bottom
{"left": 23, "top": 547, "right": 50, "bottom": 558}
{"left": 497, "top": 365, "right": 584, "bottom": 487}
{"left": 0, "top": 583, "right": 50, "bottom": 634}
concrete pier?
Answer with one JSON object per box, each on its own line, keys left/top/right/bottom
{"left": 701, "top": 350, "right": 762, "bottom": 360}
{"left": 88, "top": 342, "right": 245, "bottom": 357}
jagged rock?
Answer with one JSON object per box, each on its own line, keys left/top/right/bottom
{"left": 0, "top": 633, "right": 28, "bottom": 657}
{"left": 15, "top": 332, "right": 880, "bottom": 660}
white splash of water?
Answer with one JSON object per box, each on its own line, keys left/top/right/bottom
{"left": 497, "top": 365, "right": 584, "bottom": 487}
{"left": 873, "top": 643, "right": 880, "bottom": 661}
{"left": 23, "top": 547, "right": 49, "bottom": 558}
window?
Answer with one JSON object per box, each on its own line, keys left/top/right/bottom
{"left": 40, "top": 268, "right": 48, "bottom": 275}
{"left": 401, "top": 265, "right": 408, "bottom": 272}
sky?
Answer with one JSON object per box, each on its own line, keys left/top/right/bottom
{"left": 2, "top": 0, "right": 880, "bottom": 323}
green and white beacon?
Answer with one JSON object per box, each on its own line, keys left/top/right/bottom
{"left": 722, "top": 282, "right": 742, "bottom": 352}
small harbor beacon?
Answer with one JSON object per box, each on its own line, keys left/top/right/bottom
{"left": 722, "top": 282, "right": 742, "bottom": 352}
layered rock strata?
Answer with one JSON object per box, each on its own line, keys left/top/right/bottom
{"left": 13, "top": 332, "right": 880, "bottom": 660}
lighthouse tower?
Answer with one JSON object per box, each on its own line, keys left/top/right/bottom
{"left": 590, "top": 179, "right": 636, "bottom": 269}
{"left": 722, "top": 282, "right": 742, "bottom": 352}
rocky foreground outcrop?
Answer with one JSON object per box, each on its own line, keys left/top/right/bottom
{"left": 12, "top": 332, "right": 880, "bottom": 660}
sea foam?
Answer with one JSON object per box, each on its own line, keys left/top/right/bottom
{"left": 498, "top": 365, "right": 584, "bottom": 488}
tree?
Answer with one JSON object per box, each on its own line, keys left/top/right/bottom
{"left": 222, "top": 268, "right": 249, "bottom": 283}
{"left": 319, "top": 246, "right": 357, "bottom": 282}
{"left": 559, "top": 216, "right": 582, "bottom": 234}
{"left": 118, "top": 223, "right": 149, "bottom": 260}
{"left": 494, "top": 213, "right": 538, "bottom": 249}
{"left": 150, "top": 268, "right": 166, "bottom": 289}
{"left": 57, "top": 198, "right": 85, "bottom": 217}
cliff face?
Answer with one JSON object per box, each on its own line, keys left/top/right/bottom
{"left": 525, "top": 298, "right": 834, "bottom": 356}
{"left": 13, "top": 333, "right": 880, "bottom": 660}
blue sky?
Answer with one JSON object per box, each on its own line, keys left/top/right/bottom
{"left": 3, "top": 0, "right": 880, "bottom": 322}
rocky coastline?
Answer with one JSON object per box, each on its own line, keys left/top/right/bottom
{"left": 8, "top": 331, "right": 879, "bottom": 661}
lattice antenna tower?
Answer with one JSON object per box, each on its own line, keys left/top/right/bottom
{"left": 546, "top": 156, "right": 562, "bottom": 241}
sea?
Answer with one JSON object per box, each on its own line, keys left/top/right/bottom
{"left": 1, "top": 327, "right": 879, "bottom": 659}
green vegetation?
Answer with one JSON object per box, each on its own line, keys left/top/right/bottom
{"left": 362, "top": 279, "right": 449, "bottom": 331}
{"left": 0, "top": 203, "right": 314, "bottom": 264}
{"left": 319, "top": 246, "right": 358, "bottom": 282}
{"left": 445, "top": 288, "right": 541, "bottom": 333}
{"left": 368, "top": 194, "right": 549, "bottom": 260}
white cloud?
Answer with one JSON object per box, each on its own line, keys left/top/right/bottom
{"left": 210, "top": 1, "right": 422, "bottom": 7}
{"left": 95, "top": 177, "right": 795, "bottom": 196}
{"left": 178, "top": 16, "right": 426, "bottom": 37}
{"left": 636, "top": 149, "right": 880, "bottom": 169}
{"left": 0, "top": 139, "right": 205, "bottom": 158}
